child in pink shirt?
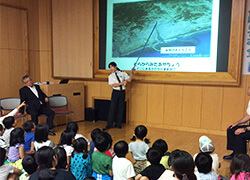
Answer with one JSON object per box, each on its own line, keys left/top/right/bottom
{"left": 230, "top": 154, "right": 250, "bottom": 180}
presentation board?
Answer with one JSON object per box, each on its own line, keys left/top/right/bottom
{"left": 100, "top": 0, "right": 231, "bottom": 73}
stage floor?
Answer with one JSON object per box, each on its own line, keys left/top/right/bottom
{"left": 50, "top": 121, "right": 233, "bottom": 178}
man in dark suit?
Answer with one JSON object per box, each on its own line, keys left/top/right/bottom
{"left": 19, "top": 75, "right": 55, "bottom": 135}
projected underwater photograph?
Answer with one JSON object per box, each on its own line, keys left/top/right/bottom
{"left": 111, "top": 0, "right": 213, "bottom": 58}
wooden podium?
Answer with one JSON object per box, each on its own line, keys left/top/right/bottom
{"left": 41, "top": 83, "right": 85, "bottom": 125}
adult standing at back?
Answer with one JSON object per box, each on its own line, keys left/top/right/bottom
{"left": 19, "top": 75, "right": 55, "bottom": 135}
{"left": 104, "top": 62, "right": 135, "bottom": 130}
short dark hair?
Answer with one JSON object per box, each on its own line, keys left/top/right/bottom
{"left": 3, "top": 116, "right": 15, "bottom": 129}
{"left": 0, "top": 124, "right": 3, "bottom": 131}
{"left": 195, "top": 153, "right": 212, "bottom": 174}
{"left": 35, "top": 124, "right": 49, "bottom": 143}
{"left": 0, "top": 148, "right": 6, "bottom": 166}
{"left": 171, "top": 150, "right": 196, "bottom": 180}
{"left": 22, "top": 120, "right": 34, "bottom": 132}
{"left": 66, "top": 122, "right": 78, "bottom": 134}
{"left": 22, "top": 75, "right": 31, "bottom": 83}
{"left": 114, "top": 141, "right": 128, "bottom": 158}
{"left": 146, "top": 148, "right": 162, "bottom": 165}
{"left": 230, "top": 154, "right": 250, "bottom": 178}
{"left": 58, "top": 130, "right": 75, "bottom": 146}
{"left": 22, "top": 154, "right": 38, "bottom": 174}
{"left": 95, "top": 132, "right": 110, "bottom": 152}
{"left": 168, "top": 149, "right": 180, "bottom": 167}
{"left": 54, "top": 147, "right": 67, "bottom": 169}
{"left": 91, "top": 128, "right": 102, "bottom": 143}
{"left": 152, "top": 139, "right": 168, "bottom": 155}
{"left": 72, "top": 138, "right": 88, "bottom": 159}
{"left": 10, "top": 128, "right": 25, "bottom": 146}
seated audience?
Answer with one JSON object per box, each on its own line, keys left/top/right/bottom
{"left": 146, "top": 139, "right": 170, "bottom": 169}
{"left": 20, "top": 154, "right": 38, "bottom": 180}
{"left": 58, "top": 130, "right": 75, "bottom": 165}
{"left": 195, "top": 153, "right": 218, "bottom": 180}
{"left": 112, "top": 140, "right": 135, "bottom": 180}
{"left": 34, "top": 123, "right": 55, "bottom": 151}
{"left": 92, "top": 132, "right": 113, "bottom": 180}
{"left": 7, "top": 128, "right": 25, "bottom": 170}
{"left": 66, "top": 122, "right": 90, "bottom": 144}
{"left": 71, "top": 137, "right": 92, "bottom": 179}
{"left": 230, "top": 154, "right": 250, "bottom": 180}
{"left": 0, "top": 124, "right": 7, "bottom": 150}
{"left": 193, "top": 136, "right": 220, "bottom": 176}
{"left": 29, "top": 146, "right": 76, "bottom": 180}
{"left": 158, "top": 150, "right": 176, "bottom": 179}
{"left": 22, "top": 120, "right": 35, "bottom": 155}
{"left": 2, "top": 117, "right": 16, "bottom": 150}
{"left": 166, "top": 150, "right": 197, "bottom": 180}
{"left": 0, "top": 147, "right": 22, "bottom": 180}
{"left": 54, "top": 147, "right": 68, "bottom": 170}
{"left": 94, "top": 132, "right": 115, "bottom": 158}
{"left": 89, "top": 128, "right": 102, "bottom": 156}
{"left": 135, "top": 148, "right": 165, "bottom": 180}
{"left": 129, "top": 125, "right": 150, "bottom": 175}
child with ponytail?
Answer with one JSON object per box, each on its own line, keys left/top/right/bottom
{"left": 129, "top": 125, "right": 150, "bottom": 175}
{"left": 71, "top": 138, "right": 92, "bottom": 179}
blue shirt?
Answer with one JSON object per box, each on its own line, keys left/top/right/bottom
{"left": 71, "top": 153, "right": 92, "bottom": 180}
{"left": 24, "top": 132, "right": 35, "bottom": 152}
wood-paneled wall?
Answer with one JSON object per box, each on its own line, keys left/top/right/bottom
{"left": 52, "top": 0, "right": 93, "bottom": 78}
{"left": 0, "top": 2, "right": 28, "bottom": 97}
{"left": 1, "top": 0, "right": 250, "bottom": 135}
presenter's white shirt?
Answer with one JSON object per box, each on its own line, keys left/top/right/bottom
{"left": 112, "top": 156, "right": 135, "bottom": 180}
{"left": 108, "top": 71, "right": 129, "bottom": 91}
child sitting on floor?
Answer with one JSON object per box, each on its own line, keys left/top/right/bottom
{"left": 113, "top": 140, "right": 135, "bottom": 180}
{"left": 0, "top": 147, "right": 22, "bottom": 179}
{"left": 7, "top": 128, "right": 25, "bottom": 170}
{"left": 34, "top": 123, "right": 55, "bottom": 151}
{"left": 195, "top": 152, "right": 218, "bottom": 180}
{"left": 66, "top": 122, "right": 90, "bottom": 144}
{"left": 89, "top": 128, "right": 102, "bottom": 156}
{"left": 135, "top": 147, "right": 165, "bottom": 180}
{"left": 92, "top": 132, "right": 113, "bottom": 180}
{"left": 54, "top": 147, "right": 68, "bottom": 170}
{"left": 22, "top": 120, "right": 35, "bottom": 155}
{"left": 20, "top": 154, "right": 38, "bottom": 180}
{"left": 58, "top": 130, "right": 75, "bottom": 165}
{"left": 71, "top": 137, "right": 92, "bottom": 179}
{"left": 0, "top": 124, "right": 7, "bottom": 150}
{"left": 146, "top": 139, "right": 170, "bottom": 169}
{"left": 193, "top": 136, "right": 220, "bottom": 176}
{"left": 129, "top": 125, "right": 150, "bottom": 175}
{"left": 2, "top": 116, "right": 16, "bottom": 150}
{"left": 230, "top": 154, "right": 250, "bottom": 180}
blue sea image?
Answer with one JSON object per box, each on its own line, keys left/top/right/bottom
{"left": 123, "top": 30, "right": 211, "bottom": 58}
